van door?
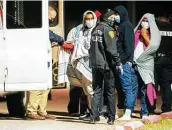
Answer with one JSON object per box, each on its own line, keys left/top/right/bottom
{"left": 3, "top": 0, "right": 52, "bottom": 91}
{"left": 0, "top": 3, "right": 5, "bottom": 92}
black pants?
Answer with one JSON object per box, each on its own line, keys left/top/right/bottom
{"left": 6, "top": 92, "right": 25, "bottom": 117}
{"left": 67, "top": 86, "right": 88, "bottom": 114}
{"left": 155, "top": 56, "right": 172, "bottom": 113}
{"left": 99, "top": 81, "right": 108, "bottom": 115}
{"left": 91, "top": 68, "right": 115, "bottom": 119}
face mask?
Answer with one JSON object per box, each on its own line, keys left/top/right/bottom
{"left": 141, "top": 21, "right": 149, "bottom": 29}
{"left": 85, "top": 20, "right": 94, "bottom": 28}
{"left": 49, "top": 19, "right": 57, "bottom": 27}
{"left": 114, "top": 15, "right": 120, "bottom": 23}
{"left": 107, "top": 17, "right": 115, "bottom": 27}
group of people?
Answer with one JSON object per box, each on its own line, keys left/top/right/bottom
{"left": 58, "top": 5, "right": 172, "bottom": 125}
{"left": 24, "top": 4, "right": 172, "bottom": 126}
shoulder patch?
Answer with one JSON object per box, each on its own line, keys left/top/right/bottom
{"left": 108, "top": 31, "right": 115, "bottom": 38}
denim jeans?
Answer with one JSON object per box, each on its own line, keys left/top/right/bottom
{"left": 114, "top": 70, "right": 125, "bottom": 109}
{"left": 118, "top": 63, "right": 138, "bottom": 112}
{"left": 136, "top": 71, "right": 155, "bottom": 117}
{"left": 140, "top": 85, "right": 149, "bottom": 116}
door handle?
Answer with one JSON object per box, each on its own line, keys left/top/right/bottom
{"left": 47, "top": 62, "right": 50, "bottom": 68}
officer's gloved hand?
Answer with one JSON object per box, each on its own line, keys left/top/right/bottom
{"left": 116, "top": 63, "right": 123, "bottom": 75}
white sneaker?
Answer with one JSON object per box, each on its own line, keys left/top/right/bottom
{"left": 117, "top": 109, "right": 132, "bottom": 121}
{"left": 142, "top": 115, "right": 149, "bottom": 123}
{"left": 115, "top": 114, "right": 119, "bottom": 119}
{"left": 100, "top": 115, "right": 106, "bottom": 120}
{"left": 142, "top": 115, "right": 149, "bottom": 121}
{"left": 117, "top": 115, "right": 131, "bottom": 121}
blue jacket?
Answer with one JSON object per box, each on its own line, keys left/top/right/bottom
{"left": 49, "top": 30, "right": 64, "bottom": 46}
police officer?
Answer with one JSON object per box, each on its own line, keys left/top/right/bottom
{"left": 89, "top": 9, "right": 122, "bottom": 125}
{"left": 155, "top": 16, "right": 172, "bottom": 113}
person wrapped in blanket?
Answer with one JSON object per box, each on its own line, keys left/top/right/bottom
{"left": 64, "top": 10, "right": 98, "bottom": 120}
{"left": 134, "top": 14, "right": 161, "bottom": 120}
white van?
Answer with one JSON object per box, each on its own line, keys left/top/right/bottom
{"left": 0, "top": 0, "right": 53, "bottom": 116}
{"left": 0, "top": 0, "right": 52, "bottom": 93}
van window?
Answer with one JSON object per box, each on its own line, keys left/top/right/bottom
{"left": 6, "top": 1, "right": 42, "bottom": 29}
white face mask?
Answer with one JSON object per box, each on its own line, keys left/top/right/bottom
{"left": 141, "top": 21, "right": 149, "bottom": 29}
{"left": 85, "top": 20, "right": 94, "bottom": 28}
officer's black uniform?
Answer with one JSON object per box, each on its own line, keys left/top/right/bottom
{"left": 89, "top": 17, "right": 121, "bottom": 124}
{"left": 155, "top": 21, "right": 172, "bottom": 113}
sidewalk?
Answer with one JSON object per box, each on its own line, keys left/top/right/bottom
{"left": 0, "top": 89, "right": 163, "bottom": 130}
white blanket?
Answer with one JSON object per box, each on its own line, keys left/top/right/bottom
{"left": 58, "top": 48, "right": 70, "bottom": 84}
{"left": 58, "top": 10, "right": 97, "bottom": 85}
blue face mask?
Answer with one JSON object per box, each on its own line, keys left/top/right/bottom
{"left": 115, "top": 15, "right": 120, "bottom": 23}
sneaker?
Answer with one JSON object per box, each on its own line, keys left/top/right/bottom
{"left": 41, "top": 114, "right": 57, "bottom": 120}
{"left": 142, "top": 115, "right": 149, "bottom": 122}
{"left": 117, "top": 109, "right": 125, "bottom": 118}
{"left": 80, "top": 113, "right": 91, "bottom": 121}
{"left": 26, "top": 114, "right": 45, "bottom": 120}
{"left": 89, "top": 116, "right": 100, "bottom": 124}
{"left": 83, "top": 115, "right": 91, "bottom": 121}
{"left": 70, "top": 113, "right": 80, "bottom": 117}
{"left": 142, "top": 115, "right": 148, "bottom": 119}
{"left": 79, "top": 113, "right": 90, "bottom": 119}
{"left": 117, "top": 115, "right": 131, "bottom": 121}
{"left": 117, "top": 109, "right": 131, "bottom": 121}
{"left": 107, "top": 118, "right": 115, "bottom": 125}
{"left": 115, "top": 114, "right": 119, "bottom": 119}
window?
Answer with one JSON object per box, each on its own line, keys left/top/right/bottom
{"left": 6, "top": 1, "right": 42, "bottom": 29}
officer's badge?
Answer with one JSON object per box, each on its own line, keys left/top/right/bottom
{"left": 108, "top": 31, "right": 115, "bottom": 38}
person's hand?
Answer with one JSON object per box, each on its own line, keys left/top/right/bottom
{"left": 51, "top": 42, "right": 58, "bottom": 46}
{"left": 140, "top": 28, "right": 148, "bottom": 38}
{"left": 116, "top": 64, "right": 123, "bottom": 75}
{"left": 140, "top": 28, "right": 150, "bottom": 45}
{"left": 62, "top": 42, "right": 74, "bottom": 51}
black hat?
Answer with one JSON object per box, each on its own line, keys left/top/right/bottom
{"left": 102, "top": 9, "right": 115, "bottom": 21}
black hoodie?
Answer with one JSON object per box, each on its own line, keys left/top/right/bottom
{"left": 114, "top": 5, "right": 134, "bottom": 64}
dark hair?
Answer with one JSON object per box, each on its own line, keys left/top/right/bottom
{"left": 85, "top": 12, "right": 94, "bottom": 19}
{"left": 86, "top": 12, "right": 93, "bottom": 15}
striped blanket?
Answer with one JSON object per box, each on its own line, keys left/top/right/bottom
{"left": 58, "top": 48, "right": 92, "bottom": 87}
